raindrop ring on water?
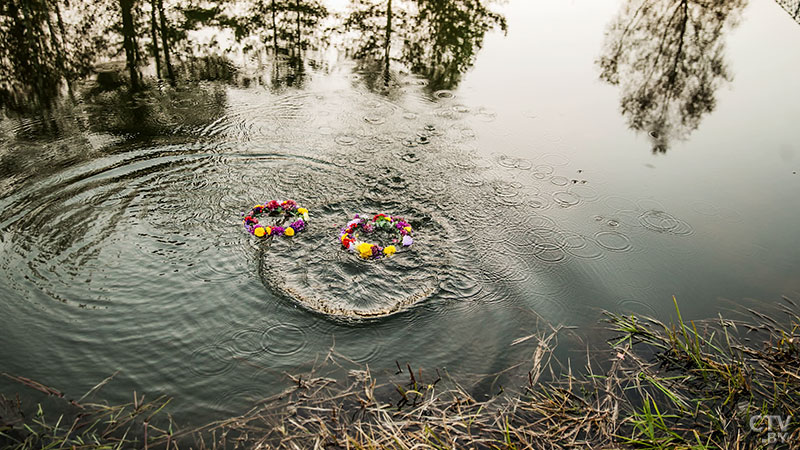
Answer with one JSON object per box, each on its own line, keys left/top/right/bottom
{"left": 595, "top": 231, "right": 632, "bottom": 252}
{"left": 433, "top": 90, "right": 455, "bottom": 99}
{"left": 339, "top": 213, "right": 414, "bottom": 259}
{"left": 261, "top": 324, "right": 307, "bottom": 356}
{"left": 242, "top": 200, "right": 310, "bottom": 239}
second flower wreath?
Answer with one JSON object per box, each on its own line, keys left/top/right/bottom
{"left": 339, "top": 213, "right": 414, "bottom": 259}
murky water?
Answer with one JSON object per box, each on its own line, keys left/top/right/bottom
{"left": 1, "top": 0, "right": 799, "bottom": 426}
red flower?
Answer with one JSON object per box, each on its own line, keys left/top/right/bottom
{"left": 266, "top": 200, "right": 280, "bottom": 210}
{"left": 373, "top": 213, "right": 386, "bottom": 221}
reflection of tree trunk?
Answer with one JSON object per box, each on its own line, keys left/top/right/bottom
{"left": 295, "top": 0, "right": 301, "bottom": 58}
{"left": 45, "top": 5, "right": 64, "bottom": 74}
{"left": 157, "top": 0, "right": 175, "bottom": 81}
{"left": 150, "top": 0, "right": 162, "bottom": 78}
{"left": 17, "top": 1, "right": 41, "bottom": 94}
{"left": 384, "top": 0, "right": 392, "bottom": 85}
{"left": 53, "top": 0, "right": 68, "bottom": 46}
{"left": 52, "top": 0, "right": 75, "bottom": 97}
{"left": 119, "top": 0, "right": 140, "bottom": 89}
{"left": 271, "top": 0, "right": 278, "bottom": 55}
{"left": 51, "top": 0, "right": 69, "bottom": 74}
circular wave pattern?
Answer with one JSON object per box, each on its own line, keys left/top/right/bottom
{"left": 258, "top": 201, "right": 448, "bottom": 319}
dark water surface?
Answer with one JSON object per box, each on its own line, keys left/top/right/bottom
{"left": 1, "top": 0, "right": 799, "bottom": 425}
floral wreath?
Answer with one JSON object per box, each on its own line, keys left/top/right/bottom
{"left": 242, "top": 200, "right": 309, "bottom": 238}
{"left": 339, "top": 213, "right": 414, "bottom": 259}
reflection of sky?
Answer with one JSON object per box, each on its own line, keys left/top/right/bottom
{"left": 455, "top": 0, "right": 800, "bottom": 306}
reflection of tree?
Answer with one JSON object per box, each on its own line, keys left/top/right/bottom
{"left": 345, "top": 0, "right": 409, "bottom": 87}
{"left": 214, "top": 0, "right": 327, "bottom": 90}
{"left": 232, "top": 0, "right": 327, "bottom": 57}
{"left": 1, "top": 0, "right": 505, "bottom": 103}
{"left": 404, "top": 0, "right": 506, "bottom": 90}
{"left": 597, "top": 0, "right": 746, "bottom": 153}
{"left": 0, "top": 0, "right": 61, "bottom": 107}
{"left": 345, "top": 0, "right": 506, "bottom": 91}
{"left": 84, "top": 81, "right": 228, "bottom": 136}
{"left": 0, "top": 0, "right": 113, "bottom": 109}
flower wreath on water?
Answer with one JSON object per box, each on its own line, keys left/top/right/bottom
{"left": 242, "top": 200, "right": 309, "bottom": 238}
{"left": 339, "top": 213, "right": 414, "bottom": 259}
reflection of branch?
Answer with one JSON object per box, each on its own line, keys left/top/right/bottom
{"left": 611, "top": 1, "right": 650, "bottom": 70}
{"left": 668, "top": 0, "right": 688, "bottom": 85}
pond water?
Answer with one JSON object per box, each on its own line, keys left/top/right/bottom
{"left": 1, "top": 0, "right": 799, "bottom": 426}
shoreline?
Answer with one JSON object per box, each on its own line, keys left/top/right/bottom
{"left": 2, "top": 297, "right": 798, "bottom": 449}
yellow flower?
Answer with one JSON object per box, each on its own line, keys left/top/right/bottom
{"left": 383, "top": 245, "right": 396, "bottom": 256}
{"left": 285, "top": 227, "right": 295, "bottom": 236}
{"left": 357, "top": 242, "right": 373, "bottom": 258}
{"left": 403, "top": 226, "right": 412, "bottom": 232}
{"left": 254, "top": 227, "right": 266, "bottom": 237}
{"left": 265, "top": 226, "right": 272, "bottom": 236}
{"left": 297, "top": 207, "right": 308, "bottom": 215}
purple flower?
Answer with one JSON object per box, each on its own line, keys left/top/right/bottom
{"left": 402, "top": 235, "right": 413, "bottom": 247}
{"left": 363, "top": 223, "right": 374, "bottom": 233}
{"left": 371, "top": 245, "right": 381, "bottom": 257}
{"left": 272, "top": 226, "right": 285, "bottom": 236}
{"left": 290, "top": 219, "right": 305, "bottom": 232}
